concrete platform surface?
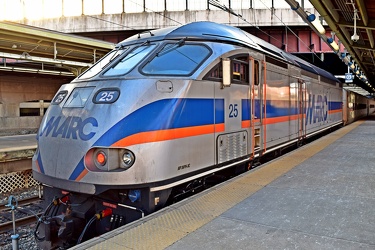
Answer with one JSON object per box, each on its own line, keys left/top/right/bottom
{"left": 70, "top": 117, "right": 375, "bottom": 250}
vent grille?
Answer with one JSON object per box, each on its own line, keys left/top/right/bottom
{"left": 218, "top": 131, "right": 247, "bottom": 164}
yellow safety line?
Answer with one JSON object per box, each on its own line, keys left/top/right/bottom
{"left": 78, "top": 121, "right": 363, "bottom": 250}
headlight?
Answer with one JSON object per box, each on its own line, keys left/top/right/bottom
{"left": 121, "top": 150, "right": 135, "bottom": 169}
{"left": 85, "top": 148, "right": 136, "bottom": 172}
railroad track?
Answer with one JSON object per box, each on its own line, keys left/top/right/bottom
{"left": 0, "top": 195, "right": 40, "bottom": 211}
{"left": 0, "top": 196, "right": 42, "bottom": 234}
{"left": 0, "top": 213, "right": 41, "bottom": 233}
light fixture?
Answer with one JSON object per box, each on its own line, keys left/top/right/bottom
{"left": 348, "top": 62, "right": 355, "bottom": 70}
{"left": 351, "top": 9, "right": 360, "bottom": 42}
{"left": 327, "top": 37, "right": 339, "bottom": 51}
{"left": 307, "top": 14, "right": 326, "bottom": 35}
{"left": 342, "top": 56, "right": 350, "bottom": 64}
{"left": 354, "top": 67, "right": 360, "bottom": 75}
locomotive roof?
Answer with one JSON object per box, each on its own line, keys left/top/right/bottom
{"left": 120, "top": 21, "right": 339, "bottom": 83}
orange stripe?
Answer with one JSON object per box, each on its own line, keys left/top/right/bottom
{"left": 215, "top": 123, "right": 225, "bottom": 132}
{"left": 112, "top": 124, "right": 224, "bottom": 147}
{"left": 35, "top": 160, "right": 41, "bottom": 173}
{"left": 76, "top": 168, "right": 88, "bottom": 181}
{"left": 245, "top": 112, "right": 341, "bottom": 126}
{"left": 244, "top": 114, "right": 311, "bottom": 127}
{"left": 242, "top": 120, "right": 251, "bottom": 128}
{"left": 328, "top": 109, "right": 342, "bottom": 114}
{"left": 264, "top": 114, "right": 300, "bottom": 124}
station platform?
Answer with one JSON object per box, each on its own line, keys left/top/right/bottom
{"left": 0, "top": 119, "right": 373, "bottom": 248}
{"left": 0, "top": 134, "right": 36, "bottom": 163}
{"left": 0, "top": 134, "right": 36, "bottom": 152}
{"left": 71, "top": 116, "right": 375, "bottom": 250}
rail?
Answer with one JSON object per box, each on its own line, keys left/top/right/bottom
{"left": 0, "top": 196, "right": 42, "bottom": 234}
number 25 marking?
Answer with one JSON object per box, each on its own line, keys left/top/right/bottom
{"left": 99, "top": 91, "right": 115, "bottom": 102}
{"left": 229, "top": 104, "right": 238, "bottom": 118}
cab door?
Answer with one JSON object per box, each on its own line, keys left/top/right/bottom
{"left": 250, "top": 59, "right": 266, "bottom": 158}
{"left": 215, "top": 55, "right": 250, "bottom": 165}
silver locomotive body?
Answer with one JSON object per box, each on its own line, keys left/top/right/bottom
{"left": 32, "top": 22, "right": 346, "bottom": 248}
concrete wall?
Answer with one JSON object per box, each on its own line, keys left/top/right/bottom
{"left": 21, "top": 8, "right": 317, "bottom": 33}
{"left": 0, "top": 116, "right": 42, "bottom": 132}
{"left": 0, "top": 74, "right": 66, "bottom": 104}
{"left": 0, "top": 73, "right": 72, "bottom": 132}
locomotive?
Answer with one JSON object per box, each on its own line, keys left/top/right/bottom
{"left": 32, "top": 21, "right": 375, "bottom": 249}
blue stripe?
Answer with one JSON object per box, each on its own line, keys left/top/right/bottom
{"left": 242, "top": 99, "right": 250, "bottom": 120}
{"left": 266, "top": 100, "right": 295, "bottom": 118}
{"left": 69, "top": 158, "right": 85, "bottom": 180}
{"left": 329, "top": 101, "right": 342, "bottom": 110}
{"left": 215, "top": 99, "right": 224, "bottom": 123}
{"left": 37, "top": 153, "right": 45, "bottom": 174}
{"left": 243, "top": 100, "right": 341, "bottom": 121}
{"left": 94, "top": 98, "right": 222, "bottom": 147}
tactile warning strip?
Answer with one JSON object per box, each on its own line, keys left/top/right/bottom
{"left": 73, "top": 121, "right": 363, "bottom": 250}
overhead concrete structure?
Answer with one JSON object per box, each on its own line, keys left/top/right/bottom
{"left": 3, "top": 0, "right": 315, "bottom": 33}
{"left": 21, "top": 8, "right": 315, "bottom": 34}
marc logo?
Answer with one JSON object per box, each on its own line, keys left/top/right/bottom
{"left": 39, "top": 116, "right": 98, "bottom": 141}
{"left": 305, "top": 94, "right": 328, "bottom": 125}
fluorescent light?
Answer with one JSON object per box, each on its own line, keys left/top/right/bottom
{"left": 327, "top": 37, "right": 339, "bottom": 51}
{"left": 348, "top": 62, "right": 355, "bottom": 70}
{"left": 307, "top": 14, "right": 326, "bottom": 35}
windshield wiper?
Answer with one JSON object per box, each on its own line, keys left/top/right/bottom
{"left": 118, "top": 40, "right": 151, "bottom": 63}
{"left": 109, "top": 44, "right": 127, "bottom": 62}
{"left": 156, "top": 39, "right": 185, "bottom": 57}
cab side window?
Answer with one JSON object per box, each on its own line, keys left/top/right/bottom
{"left": 204, "top": 55, "right": 249, "bottom": 84}
{"left": 206, "top": 63, "right": 223, "bottom": 80}
{"left": 232, "top": 57, "right": 249, "bottom": 84}
{"left": 254, "top": 60, "right": 260, "bottom": 85}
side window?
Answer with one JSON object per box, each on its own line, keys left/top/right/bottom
{"left": 232, "top": 57, "right": 249, "bottom": 84}
{"left": 254, "top": 60, "right": 260, "bottom": 85}
{"left": 206, "top": 63, "right": 223, "bottom": 80}
{"left": 204, "top": 55, "right": 249, "bottom": 84}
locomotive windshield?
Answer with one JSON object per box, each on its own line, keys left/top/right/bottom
{"left": 141, "top": 43, "right": 211, "bottom": 76}
{"left": 78, "top": 41, "right": 211, "bottom": 78}
{"left": 78, "top": 47, "right": 128, "bottom": 79}
{"left": 103, "top": 44, "right": 156, "bottom": 76}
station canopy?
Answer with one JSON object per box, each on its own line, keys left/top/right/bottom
{"left": 0, "top": 21, "right": 114, "bottom": 76}
{"left": 309, "top": 0, "right": 375, "bottom": 96}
